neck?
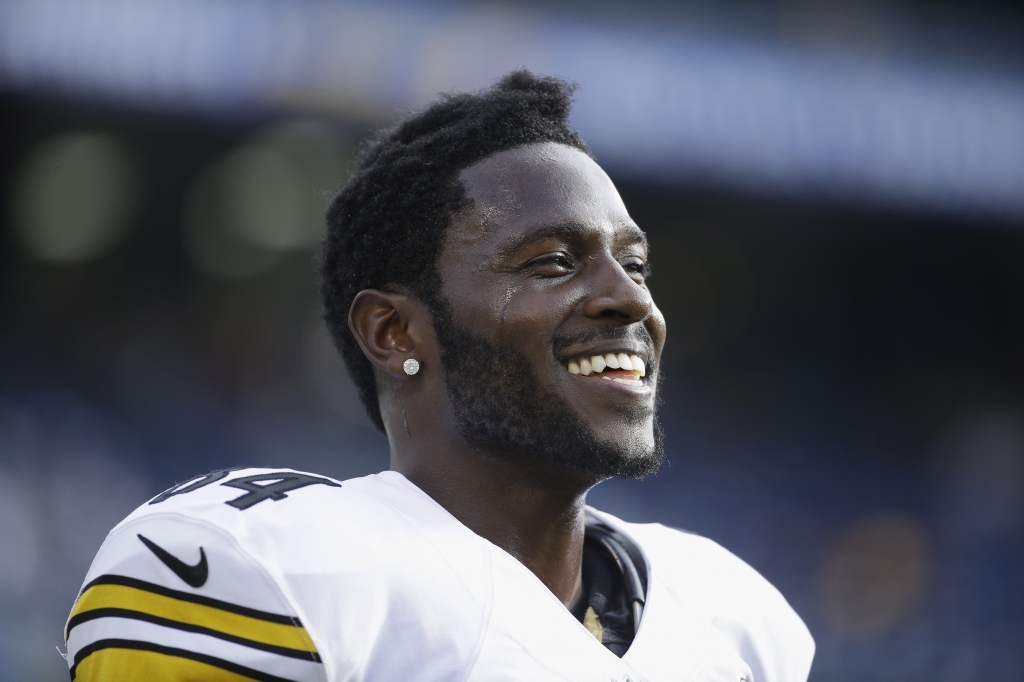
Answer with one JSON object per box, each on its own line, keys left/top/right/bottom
{"left": 391, "top": 429, "right": 592, "bottom": 609}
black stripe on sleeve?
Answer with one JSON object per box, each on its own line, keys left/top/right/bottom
{"left": 65, "top": 609, "right": 321, "bottom": 662}
{"left": 79, "top": 574, "right": 300, "bottom": 626}
{"left": 69, "top": 639, "right": 302, "bottom": 682}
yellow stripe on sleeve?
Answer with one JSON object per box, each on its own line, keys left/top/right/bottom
{"left": 73, "top": 646, "right": 272, "bottom": 682}
{"left": 70, "top": 584, "right": 316, "bottom": 654}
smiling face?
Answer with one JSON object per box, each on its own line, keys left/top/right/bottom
{"left": 432, "top": 142, "right": 667, "bottom": 479}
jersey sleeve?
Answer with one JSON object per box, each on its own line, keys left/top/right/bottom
{"left": 64, "top": 511, "right": 326, "bottom": 682}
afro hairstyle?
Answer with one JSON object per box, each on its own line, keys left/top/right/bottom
{"left": 319, "top": 70, "right": 592, "bottom": 431}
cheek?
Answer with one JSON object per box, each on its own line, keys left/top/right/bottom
{"left": 493, "top": 288, "right": 575, "bottom": 346}
{"left": 454, "top": 286, "right": 526, "bottom": 335}
{"left": 497, "top": 286, "right": 521, "bottom": 323}
{"left": 441, "top": 270, "right": 519, "bottom": 331}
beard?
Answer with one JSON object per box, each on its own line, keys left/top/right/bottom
{"left": 428, "top": 299, "right": 665, "bottom": 480}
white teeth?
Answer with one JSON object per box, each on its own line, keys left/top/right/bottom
{"left": 565, "top": 351, "right": 647, "bottom": 379}
{"left": 631, "top": 355, "right": 646, "bottom": 376}
{"left": 612, "top": 377, "right": 643, "bottom": 386}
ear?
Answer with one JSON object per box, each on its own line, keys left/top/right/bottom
{"left": 348, "top": 289, "right": 428, "bottom": 379}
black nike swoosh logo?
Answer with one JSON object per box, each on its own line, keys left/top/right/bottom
{"left": 137, "top": 534, "right": 208, "bottom": 588}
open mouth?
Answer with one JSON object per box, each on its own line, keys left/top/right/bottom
{"left": 563, "top": 352, "right": 646, "bottom": 387}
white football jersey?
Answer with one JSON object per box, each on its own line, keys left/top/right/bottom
{"left": 65, "top": 467, "right": 814, "bottom": 682}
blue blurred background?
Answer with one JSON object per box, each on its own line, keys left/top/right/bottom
{"left": 2, "top": 0, "right": 1024, "bottom": 679}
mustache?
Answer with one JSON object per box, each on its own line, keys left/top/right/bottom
{"left": 551, "top": 325, "right": 657, "bottom": 368}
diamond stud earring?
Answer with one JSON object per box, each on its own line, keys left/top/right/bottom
{"left": 403, "top": 358, "right": 420, "bottom": 376}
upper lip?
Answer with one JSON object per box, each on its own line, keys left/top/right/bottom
{"left": 557, "top": 342, "right": 651, "bottom": 366}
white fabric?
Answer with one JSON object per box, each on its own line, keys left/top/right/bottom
{"left": 70, "top": 467, "right": 815, "bottom": 682}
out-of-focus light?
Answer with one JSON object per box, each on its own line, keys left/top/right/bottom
{"left": 182, "top": 120, "right": 349, "bottom": 279}
{"left": 221, "top": 144, "right": 305, "bottom": 251}
{"left": 9, "top": 132, "right": 138, "bottom": 263}
{"left": 182, "top": 161, "right": 283, "bottom": 280}
{"left": 937, "top": 410, "right": 1024, "bottom": 537}
{"left": 2, "top": 0, "right": 1023, "bottom": 218}
{"left": 0, "top": 471, "right": 40, "bottom": 597}
{"left": 817, "top": 513, "right": 931, "bottom": 637}
{"left": 303, "top": 315, "right": 367, "bottom": 425}
{"left": 222, "top": 121, "right": 350, "bottom": 251}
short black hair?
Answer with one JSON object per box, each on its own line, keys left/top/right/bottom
{"left": 319, "top": 70, "right": 592, "bottom": 431}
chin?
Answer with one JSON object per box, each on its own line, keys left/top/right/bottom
{"left": 575, "top": 424, "right": 665, "bottom": 482}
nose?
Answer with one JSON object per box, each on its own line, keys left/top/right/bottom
{"left": 580, "top": 254, "right": 654, "bottom": 324}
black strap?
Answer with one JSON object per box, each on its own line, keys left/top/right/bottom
{"left": 584, "top": 513, "right": 648, "bottom": 636}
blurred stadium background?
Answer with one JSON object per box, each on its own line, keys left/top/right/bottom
{"left": 2, "top": 0, "right": 1024, "bottom": 679}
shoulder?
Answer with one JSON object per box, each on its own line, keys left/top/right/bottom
{"left": 105, "top": 467, "right": 431, "bottom": 566}
{"left": 117, "top": 466, "right": 359, "bottom": 529}
{"left": 626, "top": 520, "right": 794, "bottom": 608}
{"left": 67, "top": 467, "right": 491, "bottom": 681}
{"left": 65, "top": 467, "right": 337, "bottom": 681}
{"left": 591, "top": 509, "right": 815, "bottom": 682}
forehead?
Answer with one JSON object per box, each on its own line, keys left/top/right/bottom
{"left": 453, "top": 142, "right": 635, "bottom": 246}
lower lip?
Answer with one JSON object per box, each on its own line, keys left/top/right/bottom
{"left": 568, "top": 372, "right": 652, "bottom": 395}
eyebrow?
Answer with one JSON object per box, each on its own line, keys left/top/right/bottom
{"left": 497, "top": 221, "right": 649, "bottom": 256}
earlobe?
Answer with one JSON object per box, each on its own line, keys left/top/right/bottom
{"left": 348, "top": 290, "right": 422, "bottom": 379}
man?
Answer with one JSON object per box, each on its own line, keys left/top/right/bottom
{"left": 64, "top": 71, "right": 814, "bottom": 681}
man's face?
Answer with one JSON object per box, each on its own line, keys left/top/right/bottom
{"left": 432, "top": 142, "right": 667, "bottom": 480}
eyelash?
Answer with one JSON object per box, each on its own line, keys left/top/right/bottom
{"left": 529, "top": 253, "right": 650, "bottom": 281}
{"left": 530, "top": 253, "right": 575, "bottom": 271}
{"left": 623, "top": 258, "right": 651, "bottom": 280}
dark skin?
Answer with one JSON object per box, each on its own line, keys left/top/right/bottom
{"left": 348, "top": 142, "right": 666, "bottom": 609}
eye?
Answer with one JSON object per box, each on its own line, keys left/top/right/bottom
{"left": 527, "top": 252, "right": 576, "bottom": 276}
{"left": 622, "top": 256, "right": 650, "bottom": 282}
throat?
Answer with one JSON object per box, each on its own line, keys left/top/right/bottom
{"left": 398, "top": 449, "right": 590, "bottom": 607}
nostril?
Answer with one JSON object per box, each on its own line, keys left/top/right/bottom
{"left": 598, "top": 309, "right": 634, "bottom": 322}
